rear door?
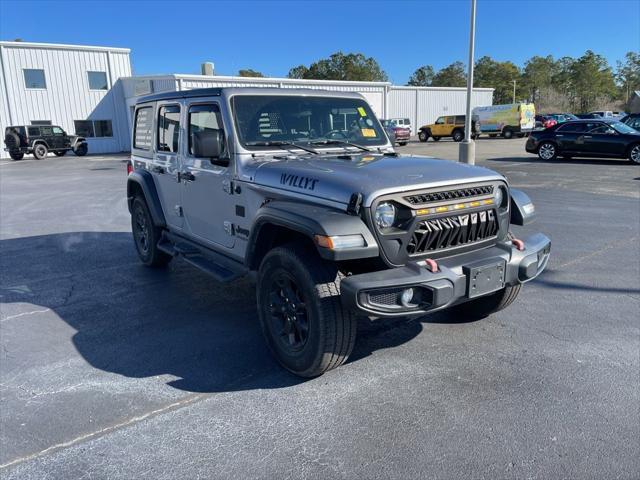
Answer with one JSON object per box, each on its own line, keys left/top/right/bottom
{"left": 554, "top": 122, "right": 586, "bottom": 153}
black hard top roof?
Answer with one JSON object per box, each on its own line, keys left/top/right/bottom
{"left": 137, "top": 88, "right": 223, "bottom": 104}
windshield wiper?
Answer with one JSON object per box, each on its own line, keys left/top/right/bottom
{"left": 245, "top": 140, "right": 318, "bottom": 155}
{"left": 309, "top": 139, "right": 372, "bottom": 152}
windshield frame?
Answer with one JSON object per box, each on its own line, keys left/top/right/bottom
{"left": 230, "top": 93, "right": 389, "bottom": 152}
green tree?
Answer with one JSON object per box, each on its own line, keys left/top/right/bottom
{"left": 521, "top": 55, "right": 558, "bottom": 105}
{"left": 431, "top": 61, "right": 467, "bottom": 87}
{"left": 616, "top": 51, "right": 640, "bottom": 104}
{"left": 568, "top": 50, "right": 617, "bottom": 112}
{"left": 287, "top": 52, "right": 388, "bottom": 82}
{"left": 474, "top": 56, "right": 522, "bottom": 104}
{"left": 238, "top": 69, "right": 264, "bottom": 78}
{"left": 407, "top": 65, "right": 435, "bottom": 86}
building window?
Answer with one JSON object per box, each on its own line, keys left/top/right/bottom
{"left": 74, "top": 120, "right": 113, "bottom": 138}
{"left": 88, "top": 71, "right": 108, "bottom": 90}
{"left": 24, "top": 69, "right": 46, "bottom": 89}
{"left": 158, "top": 105, "right": 180, "bottom": 153}
{"left": 133, "top": 107, "right": 153, "bottom": 150}
{"left": 31, "top": 120, "right": 52, "bottom": 126}
{"left": 74, "top": 120, "right": 95, "bottom": 138}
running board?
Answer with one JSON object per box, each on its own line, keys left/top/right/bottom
{"left": 158, "top": 232, "right": 247, "bottom": 283}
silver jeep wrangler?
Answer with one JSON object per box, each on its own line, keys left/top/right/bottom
{"left": 127, "top": 88, "right": 550, "bottom": 377}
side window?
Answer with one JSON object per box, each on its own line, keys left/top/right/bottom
{"left": 52, "top": 126, "right": 64, "bottom": 135}
{"left": 446, "top": 117, "right": 456, "bottom": 125}
{"left": 75, "top": 120, "right": 95, "bottom": 138}
{"left": 188, "top": 103, "right": 225, "bottom": 156}
{"left": 435, "top": 117, "right": 444, "bottom": 125}
{"left": 40, "top": 126, "right": 53, "bottom": 136}
{"left": 28, "top": 127, "right": 40, "bottom": 136}
{"left": 589, "top": 124, "right": 610, "bottom": 134}
{"left": 158, "top": 105, "right": 181, "bottom": 153}
{"left": 133, "top": 107, "right": 153, "bottom": 150}
{"left": 557, "top": 123, "right": 585, "bottom": 133}
{"left": 455, "top": 115, "right": 465, "bottom": 125}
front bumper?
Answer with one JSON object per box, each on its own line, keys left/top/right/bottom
{"left": 341, "top": 233, "right": 551, "bottom": 317}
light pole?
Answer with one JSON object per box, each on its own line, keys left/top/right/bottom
{"left": 459, "top": 0, "right": 477, "bottom": 164}
{"left": 512, "top": 79, "right": 517, "bottom": 103}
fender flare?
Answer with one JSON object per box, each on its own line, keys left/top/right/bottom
{"left": 510, "top": 188, "right": 536, "bottom": 226}
{"left": 71, "top": 136, "right": 87, "bottom": 148}
{"left": 127, "top": 170, "right": 166, "bottom": 227}
{"left": 246, "top": 200, "right": 379, "bottom": 266}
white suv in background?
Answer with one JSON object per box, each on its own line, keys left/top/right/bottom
{"left": 389, "top": 117, "right": 412, "bottom": 135}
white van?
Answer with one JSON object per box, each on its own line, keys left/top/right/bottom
{"left": 389, "top": 118, "right": 412, "bottom": 135}
{"left": 473, "top": 103, "right": 536, "bottom": 139}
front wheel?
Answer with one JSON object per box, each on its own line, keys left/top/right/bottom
{"left": 33, "top": 144, "right": 48, "bottom": 160}
{"left": 629, "top": 144, "right": 640, "bottom": 164}
{"left": 257, "top": 244, "right": 357, "bottom": 377}
{"left": 73, "top": 143, "right": 88, "bottom": 156}
{"left": 538, "top": 141, "right": 557, "bottom": 160}
{"left": 418, "top": 131, "right": 429, "bottom": 142}
{"left": 131, "top": 196, "right": 171, "bottom": 268}
{"left": 452, "top": 284, "right": 522, "bottom": 320}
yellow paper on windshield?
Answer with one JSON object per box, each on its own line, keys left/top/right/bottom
{"left": 357, "top": 107, "right": 367, "bottom": 117}
{"left": 361, "top": 128, "right": 376, "bottom": 137}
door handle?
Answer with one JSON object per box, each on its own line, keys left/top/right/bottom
{"left": 556, "top": 134, "right": 563, "bottom": 137}
{"left": 179, "top": 171, "right": 195, "bottom": 182}
{"left": 583, "top": 135, "right": 592, "bottom": 139}
{"left": 151, "top": 165, "right": 165, "bottom": 174}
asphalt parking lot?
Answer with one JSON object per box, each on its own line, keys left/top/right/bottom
{"left": 1, "top": 139, "right": 639, "bottom": 479}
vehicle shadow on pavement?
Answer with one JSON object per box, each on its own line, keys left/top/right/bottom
{"left": 0, "top": 232, "right": 424, "bottom": 392}
{"left": 488, "top": 156, "right": 632, "bottom": 166}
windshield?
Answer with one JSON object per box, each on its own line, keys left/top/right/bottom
{"left": 611, "top": 121, "right": 637, "bottom": 134}
{"left": 232, "top": 95, "right": 387, "bottom": 150}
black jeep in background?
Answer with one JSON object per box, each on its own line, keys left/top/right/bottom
{"left": 4, "top": 125, "right": 88, "bottom": 160}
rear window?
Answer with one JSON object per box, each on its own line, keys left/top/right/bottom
{"left": 134, "top": 106, "right": 153, "bottom": 150}
{"left": 556, "top": 123, "right": 586, "bottom": 133}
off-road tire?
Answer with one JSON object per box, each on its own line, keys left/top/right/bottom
{"left": 452, "top": 283, "right": 522, "bottom": 320}
{"left": 9, "top": 151, "right": 24, "bottom": 161}
{"left": 502, "top": 128, "right": 514, "bottom": 139}
{"left": 4, "top": 131, "right": 20, "bottom": 150}
{"left": 452, "top": 129, "right": 464, "bottom": 142}
{"left": 33, "top": 143, "right": 48, "bottom": 160}
{"left": 418, "top": 130, "right": 429, "bottom": 142}
{"left": 54, "top": 150, "right": 66, "bottom": 157}
{"left": 537, "top": 141, "right": 557, "bottom": 160}
{"left": 131, "top": 196, "right": 171, "bottom": 268}
{"left": 628, "top": 143, "right": 640, "bottom": 164}
{"left": 256, "top": 244, "right": 357, "bottom": 377}
{"left": 73, "top": 143, "right": 88, "bottom": 156}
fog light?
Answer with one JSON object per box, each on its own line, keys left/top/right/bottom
{"left": 400, "top": 288, "right": 415, "bottom": 308}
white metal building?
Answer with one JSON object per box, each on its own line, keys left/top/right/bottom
{"left": 0, "top": 41, "right": 132, "bottom": 158}
{"left": 1, "top": 41, "right": 494, "bottom": 158}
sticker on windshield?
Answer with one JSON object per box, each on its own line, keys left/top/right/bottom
{"left": 361, "top": 128, "right": 376, "bottom": 137}
{"left": 365, "top": 118, "right": 374, "bottom": 126}
{"left": 357, "top": 107, "right": 367, "bottom": 117}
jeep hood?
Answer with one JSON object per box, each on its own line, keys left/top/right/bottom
{"left": 251, "top": 153, "right": 505, "bottom": 207}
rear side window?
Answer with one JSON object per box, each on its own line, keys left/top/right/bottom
{"left": 557, "top": 123, "right": 586, "bottom": 133}
{"left": 27, "top": 127, "right": 40, "bottom": 136}
{"left": 455, "top": 115, "right": 465, "bottom": 125}
{"left": 188, "top": 104, "right": 225, "bottom": 156}
{"left": 133, "top": 106, "right": 153, "bottom": 150}
{"left": 157, "top": 105, "right": 180, "bottom": 153}
{"left": 40, "top": 126, "right": 53, "bottom": 136}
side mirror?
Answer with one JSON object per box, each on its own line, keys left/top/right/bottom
{"left": 510, "top": 188, "right": 536, "bottom": 226}
{"left": 193, "top": 129, "right": 227, "bottom": 164}
{"left": 606, "top": 128, "right": 616, "bottom": 135}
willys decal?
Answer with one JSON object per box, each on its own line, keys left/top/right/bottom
{"left": 280, "top": 173, "right": 319, "bottom": 191}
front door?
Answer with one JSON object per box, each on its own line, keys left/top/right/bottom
{"left": 180, "top": 101, "right": 235, "bottom": 250}
{"left": 582, "top": 123, "right": 626, "bottom": 156}
{"left": 51, "top": 126, "right": 68, "bottom": 149}
{"left": 152, "top": 103, "right": 183, "bottom": 230}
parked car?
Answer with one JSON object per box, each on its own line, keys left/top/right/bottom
{"left": 473, "top": 103, "right": 536, "bottom": 138}
{"left": 588, "top": 111, "right": 615, "bottom": 119}
{"left": 620, "top": 113, "right": 640, "bottom": 131}
{"left": 525, "top": 119, "right": 640, "bottom": 164}
{"left": 3, "top": 125, "right": 88, "bottom": 160}
{"left": 535, "top": 115, "right": 557, "bottom": 130}
{"left": 127, "top": 87, "right": 550, "bottom": 377}
{"left": 388, "top": 117, "right": 413, "bottom": 135}
{"left": 418, "top": 115, "right": 479, "bottom": 142}
{"left": 576, "top": 113, "right": 600, "bottom": 119}
{"left": 381, "top": 120, "right": 410, "bottom": 146}
{"left": 548, "top": 113, "right": 578, "bottom": 123}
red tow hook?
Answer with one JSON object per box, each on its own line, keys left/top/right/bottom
{"left": 511, "top": 238, "right": 525, "bottom": 251}
{"left": 424, "top": 258, "right": 439, "bottom": 272}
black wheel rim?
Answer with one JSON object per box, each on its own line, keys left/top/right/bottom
{"left": 267, "top": 270, "right": 309, "bottom": 353}
{"left": 134, "top": 206, "right": 150, "bottom": 253}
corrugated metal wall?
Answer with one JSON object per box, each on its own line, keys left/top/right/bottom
{"left": 388, "top": 87, "right": 494, "bottom": 130}
{"left": 0, "top": 43, "right": 131, "bottom": 158}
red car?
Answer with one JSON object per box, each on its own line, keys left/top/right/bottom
{"left": 381, "top": 120, "right": 410, "bottom": 146}
{"left": 535, "top": 115, "right": 557, "bottom": 129}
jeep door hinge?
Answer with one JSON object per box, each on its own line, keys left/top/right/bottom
{"left": 223, "top": 180, "right": 233, "bottom": 195}
{"left": 223, "top": 221, "right": 234, "bottom": 236}
{"left": 174, "top": 205, "right": 183, "bottom": 217}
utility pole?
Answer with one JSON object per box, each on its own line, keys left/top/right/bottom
{"left": 459, "top": 0, "right": 477, "bottom": 165}
{"left": 512, "top": 80, "right": 517, "bottom": 103}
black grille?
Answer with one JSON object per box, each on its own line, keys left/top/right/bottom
{"left": 405, "top": 185, "right": 494, "bottom": 205}
{"left": 407, "top": 209, "right": 498, "bottom": 254}
{"left": 368, "top": 288, "right": 404, "bottom": 306}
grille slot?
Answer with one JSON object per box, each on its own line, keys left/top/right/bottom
{"left": 368, "top": 288, "right": 404, "bottom": 306}
{"left": 407, "top": 209, "right": 498, "bottom": 255}
{"left": 405, "top": 185, "right": 494, "bottom": 205}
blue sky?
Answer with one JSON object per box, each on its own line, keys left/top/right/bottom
{"left": 1, "top": 0, "right": 638, "bottom": 83}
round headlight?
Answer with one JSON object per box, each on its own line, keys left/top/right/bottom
{"left": 375, "top": 202, "right": 396, "bottom": 229}
{"left": 494, "top": 186, "right": 503, "bottom": 207}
